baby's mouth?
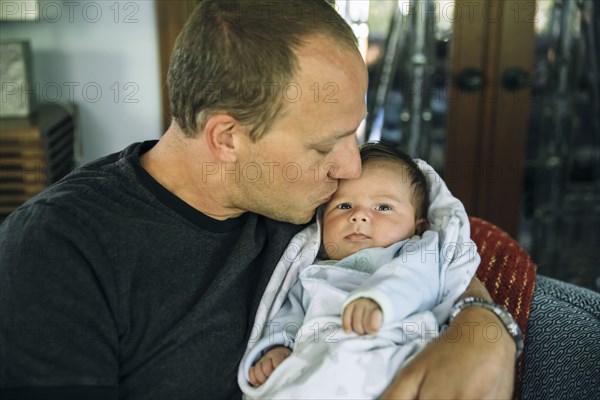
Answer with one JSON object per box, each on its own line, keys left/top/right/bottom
{"left": 345, "top": 233, "right": 370, "bottom": 242}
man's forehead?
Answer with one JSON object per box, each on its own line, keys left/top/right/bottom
{"left": 313, "top": 113, "right": 367, "bottom": 143}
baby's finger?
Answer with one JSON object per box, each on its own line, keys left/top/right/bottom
{"left": 252, "top": 361, "right": 268, "bottom": 384}
{"left": 249, "top": 366, "right": 256, "bottom": 386}
{"left": 365, "top": 308, "right": 383, "bottom": 334}
{"left": 271, "top": 352, "right": 289, "bottom": 368}
{"left": 343, "top": 303, "right": 355, "bottom": 332}
{"left": 352, "top": 305, "right": 366, "bottom": 335}
{"left": 260, "top": 357, "right": 275, "bottom": 379}
{"left": 249, "top": 366, "right": 261, "bottom": 387}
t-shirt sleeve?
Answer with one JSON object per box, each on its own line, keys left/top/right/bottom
{"left": 0, "top": 202, "right": 119, "bottom": 396}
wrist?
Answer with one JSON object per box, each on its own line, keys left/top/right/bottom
{"left": 449, "top": 297, "right": 523, "bottom": 358}
{"left": 458, "top": 277, "right": 493, "bottom": 302}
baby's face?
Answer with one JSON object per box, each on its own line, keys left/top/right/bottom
{"left": 322, "top": 161, "right": 419, "bottom": 260}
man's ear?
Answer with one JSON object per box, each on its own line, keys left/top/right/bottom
{"left": 202, "top": 114, "right": 244, "bottom": 163}
{"left": 415, "top": 218, "right": 429, "bottom": 236}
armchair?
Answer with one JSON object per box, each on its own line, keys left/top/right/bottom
{"left": 469, "top": 217, "right": 600, "bottom": 399}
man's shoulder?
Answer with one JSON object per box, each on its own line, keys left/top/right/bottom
{"left": 2, "top": 142, "right": 153, "bottom": 229}
{"left": 78, "top": 141, "right": 149, "bottom": 172}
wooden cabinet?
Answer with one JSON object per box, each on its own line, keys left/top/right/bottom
{"left": 366, "top": 0, "right": 535, "bottom": 237}
{"left": 156, "top": 0, "right": 200, "bottom": 132}
{"left": 445, "top": 0, "right": 535, "bottom": 237}
{"left": 0, "top": 103, "right": 76, "bottom": 221}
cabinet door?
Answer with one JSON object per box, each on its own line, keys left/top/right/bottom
{"left": 445, "top": 0, "right": 535, "bottom": 237}
{"left": 365, "top": 0, "right": 535, "bottom": 238}
{"left": 156, "top": 0, "right": 200, "bottom": 132}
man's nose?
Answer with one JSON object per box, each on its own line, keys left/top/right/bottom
{"left": 327, "top": 137, "right": 362, "bottom": 180}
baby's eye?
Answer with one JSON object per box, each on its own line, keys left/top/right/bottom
{"left": 336, "top": 203, "right": 352, "bottom": 210}
{"left": 375, "top": 204, "right": 392, "bottom": 211}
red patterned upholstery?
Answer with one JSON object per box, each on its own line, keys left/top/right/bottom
{"left": 469, "top": 217, "right": 537, "bottom": 399}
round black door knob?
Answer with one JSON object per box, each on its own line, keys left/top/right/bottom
{"left": 502, "top": 67, "right": 530, "bottom": 91}
{"left": 455, "top": 68, "right": 484, "bottom": 91}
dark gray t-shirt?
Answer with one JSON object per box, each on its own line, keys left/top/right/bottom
{"left": 0, "top": 141, "right": 305, "bottom": 399}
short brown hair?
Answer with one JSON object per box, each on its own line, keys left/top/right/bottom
{"left": 359, "top": 142, "right": 429, "bottom": 221}
{"left": 167, "top": 0, "right": 358, "bottom": 140}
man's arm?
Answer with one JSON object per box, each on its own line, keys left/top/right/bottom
{"left": 456, "top": 274, "right": 495, "bottom": 302}
{"left": 380, "top": 276, "right": 516, "bottom": 399}
{"left": 0, "top": 206, "right": 119, "bottom": 398}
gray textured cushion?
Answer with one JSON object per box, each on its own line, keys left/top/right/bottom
{"left": 522, "top": 275, "right": 600, "bottom": 399}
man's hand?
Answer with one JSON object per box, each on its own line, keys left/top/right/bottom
{"left": 380, "top": 277, "right": 517, "bottom": 399}
{"left": 342, "top": 298, "right": 383, "bottom": 335}
{"left": 248, "top": 346, "right": 292, "bottom": 387}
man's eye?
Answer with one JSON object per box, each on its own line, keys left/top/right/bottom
{"left": 316, "top": 148, "right": 332, "bottom": 155}
{"left": 376, "top": 204, "right": 392, "bottom": 211}
{"left": 337, "top": 203, "right": 352, "bottom": 210}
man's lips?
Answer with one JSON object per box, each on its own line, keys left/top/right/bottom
{"left": 345, "top": 233, "right": 370, "bottom": 242}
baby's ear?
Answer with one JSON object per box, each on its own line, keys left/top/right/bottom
{"left": 415, "top": 218, "right": 429, "bottom": 236}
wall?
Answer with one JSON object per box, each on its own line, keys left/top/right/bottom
{"left": 0, "top": 0, "right": 162, "bottom": 164}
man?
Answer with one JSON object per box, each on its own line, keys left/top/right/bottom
{"left": 1, "top": 1, "right": 516, "bottom": 399}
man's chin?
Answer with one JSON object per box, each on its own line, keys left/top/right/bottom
{"left": 268, "top": 208, "right": 317, "bottom": 225}
{"left": 288, "top": 210, "right": 317, "bottom": 225}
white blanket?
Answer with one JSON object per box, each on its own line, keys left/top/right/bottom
{"left": 237, "top": 160, "right": 480, "bottom": 399}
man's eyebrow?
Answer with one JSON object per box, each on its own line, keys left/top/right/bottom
{"left": 339, "top": 112, "right": 368, "bottom": 137}
{"left": 313, "top": 131, "right": 354, "bottom": 146}
{"left": 331, "top": 113, "right": 369, "bottom": 140}
{"left": 314, "top": 113, "right": 368, "bottom": 145}
{"left": 335, "top": 130, "right": 358, "bottom": 139}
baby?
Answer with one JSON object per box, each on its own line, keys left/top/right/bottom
{"left": 239, "top": 142, "right": 478, "bottom": 399}
{"left": 250, "top": 142, "right": 429, "bottom": 385}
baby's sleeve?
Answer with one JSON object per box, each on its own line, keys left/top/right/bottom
{"left": 241, "top": 279, "right": 305, "bottom": 381}
{"left": 342, "top": 231, "right": 441, "bottom": 325}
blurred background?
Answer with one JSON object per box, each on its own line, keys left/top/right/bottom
{"left": 1, "top": 0, "right": 598, "bottom": 291}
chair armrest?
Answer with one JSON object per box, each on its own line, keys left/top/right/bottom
{"left": 522, "top": 275, "right": 600, "bottom": 399}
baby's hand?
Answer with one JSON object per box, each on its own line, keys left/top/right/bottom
{"left": 249, "top": 346, "right": 292, "bottom": 387}
{"left": 342, "top": 298, "right": 383, "bottom": 335}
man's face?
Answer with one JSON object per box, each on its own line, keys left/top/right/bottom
{"left": 232, "top": 36, "right": 368, "bottom": 224}
{"left": 322, "top": 161, "right": 419, "bottom": 260}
